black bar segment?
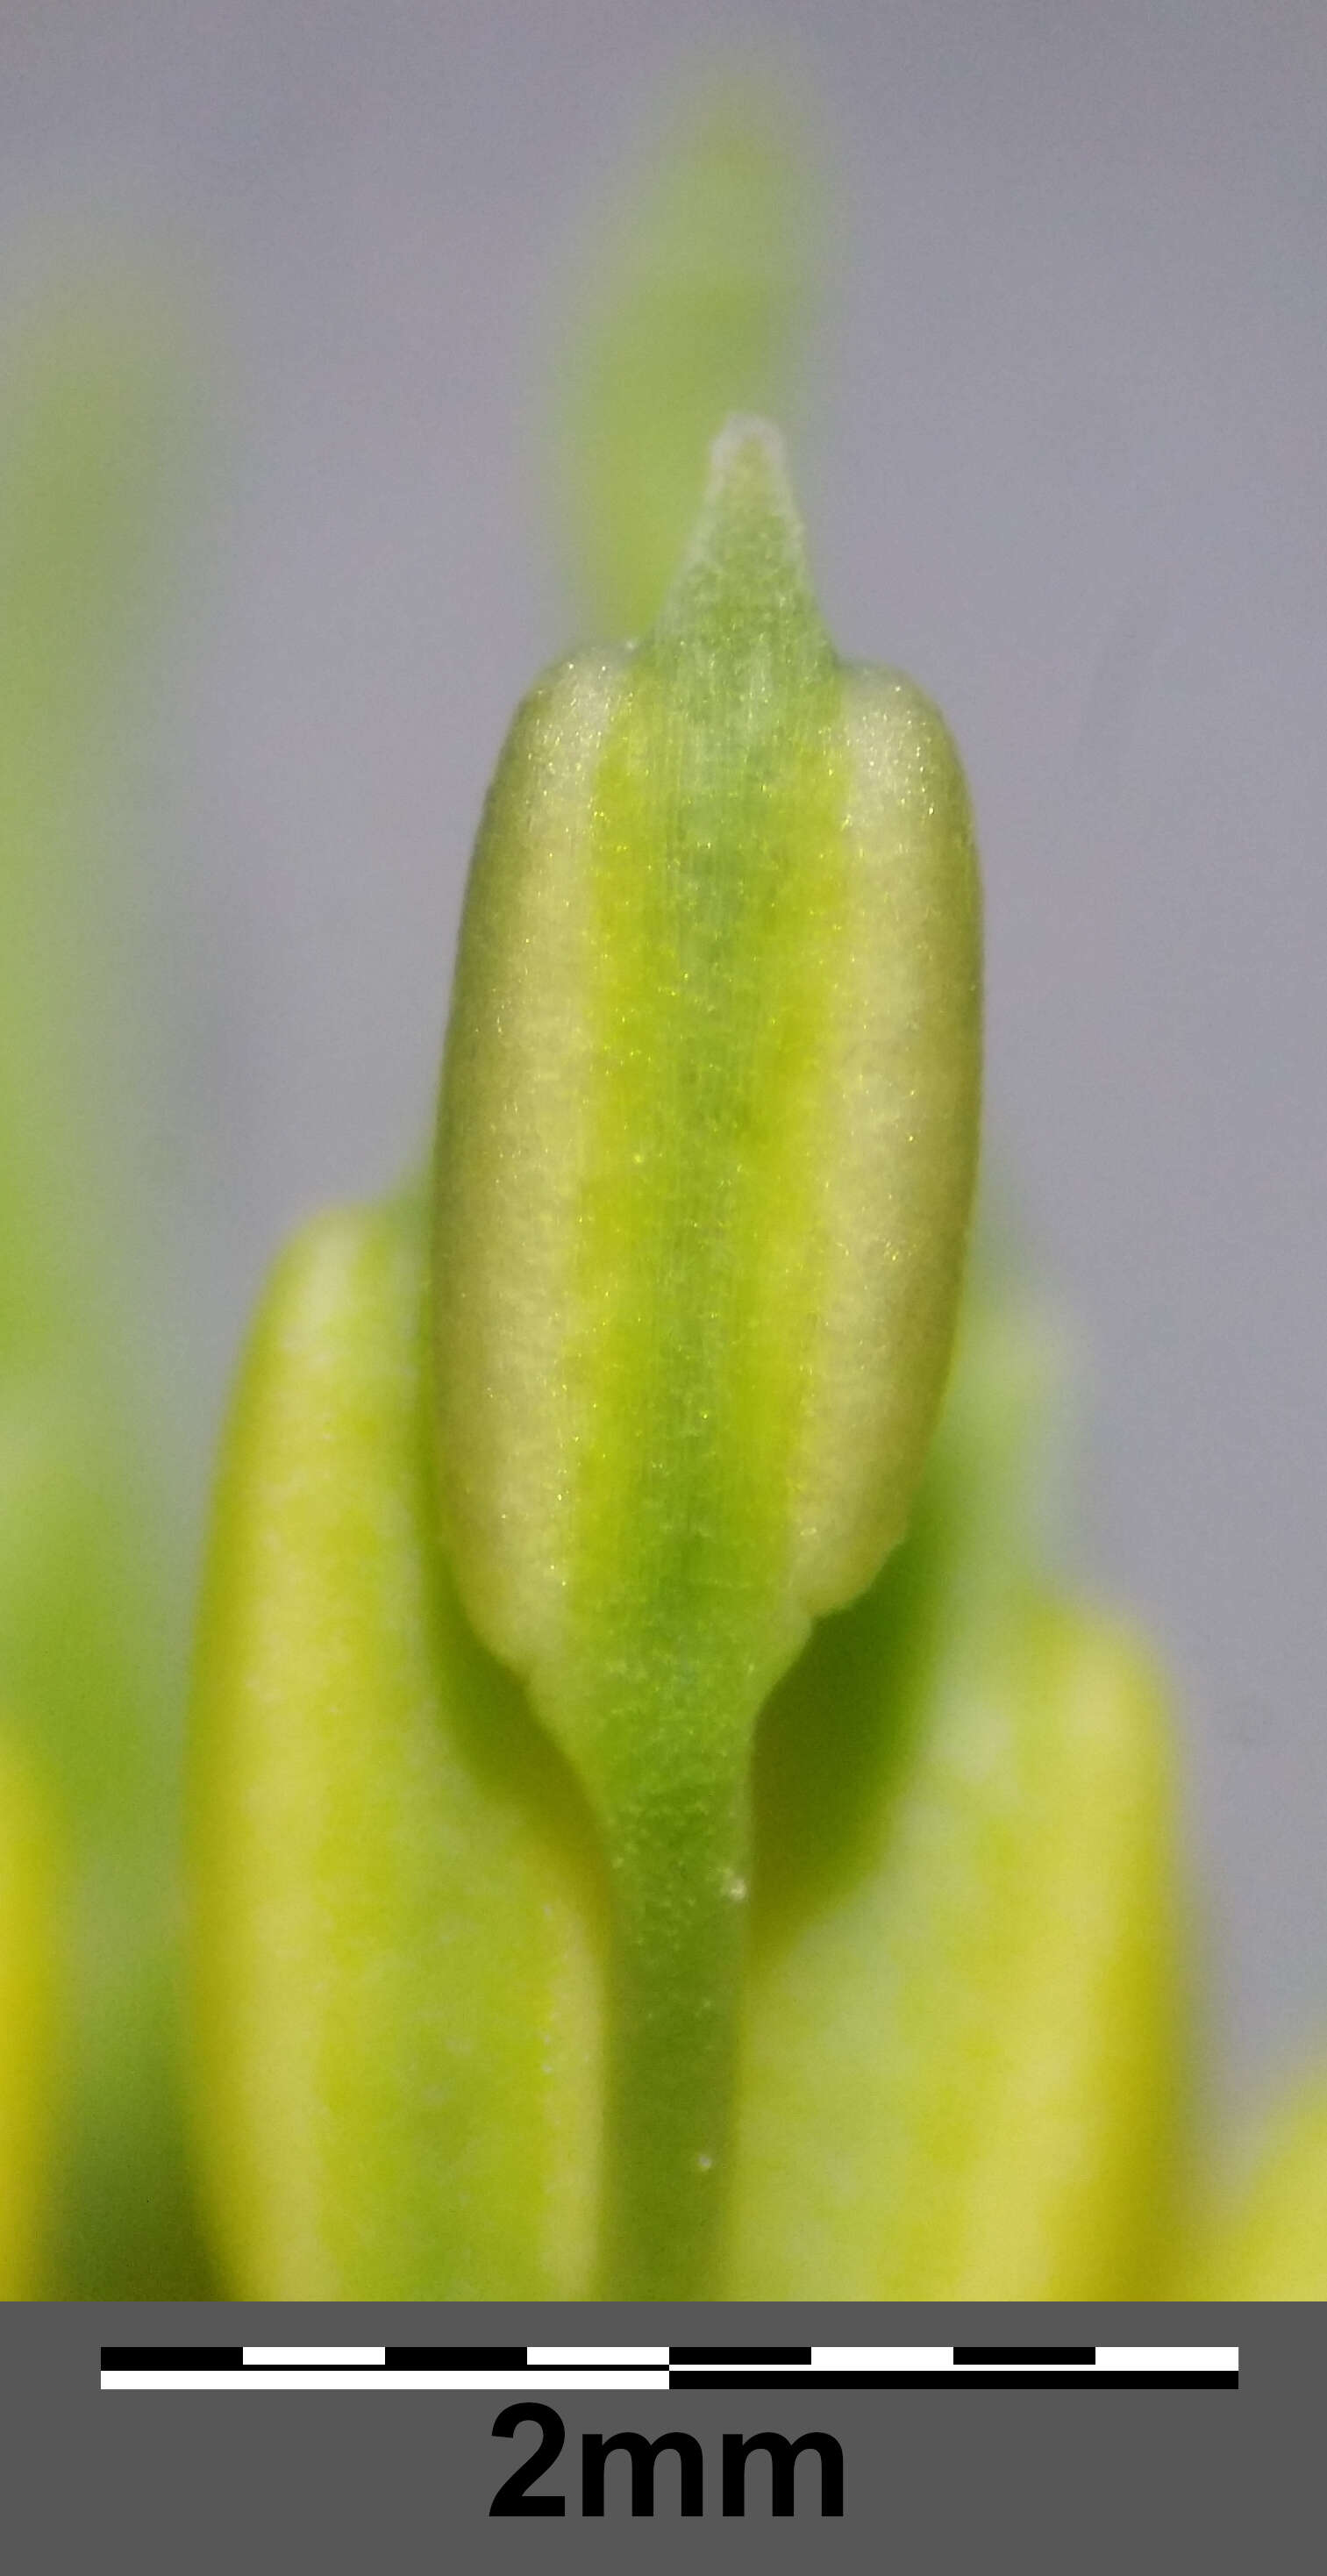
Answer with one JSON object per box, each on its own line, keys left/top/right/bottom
{"left": 953, "top": 2346, "right": 1096, "bottom": 2365}
{"left": 668, "top": 2345, "right": 813, "bottom": 2366}
{"left": 385, "top": 2346, "right": 529, "bottom": 2370}
{"left": 674, "top": 2371, "right": 896, "bottom": 2390}
{"left": 101, "top": 2347, "right": 245, "bottom": 2371}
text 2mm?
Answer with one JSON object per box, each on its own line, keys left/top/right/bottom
{"left": 489, "top": 2401, "right": 844, "bottom": 2518}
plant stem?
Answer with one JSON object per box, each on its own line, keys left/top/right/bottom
{"left": 593, "top": 1735, "right": 751, "bottom": 2299}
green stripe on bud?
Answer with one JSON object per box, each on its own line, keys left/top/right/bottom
{"left": 432, "top": 420, "right": 981, "bottom": 2295}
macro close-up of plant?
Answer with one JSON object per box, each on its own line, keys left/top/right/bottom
{"left": 0, "top": 51, "right": 1324, "bottom": 2307}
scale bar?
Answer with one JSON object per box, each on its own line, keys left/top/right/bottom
{"left": 101, "top": 2341, "right": 1238, "bottom": 2394}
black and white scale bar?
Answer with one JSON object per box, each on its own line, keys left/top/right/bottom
{"left": 101, "top": 2343, "right": 1237, "bottom": 2394}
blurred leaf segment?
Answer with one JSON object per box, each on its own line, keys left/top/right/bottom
{"left": 0, "top": 92, "right": 1320, "bottom": 2298}
{"left": 0, "top": 304, "right": 208, "bottom": 2295}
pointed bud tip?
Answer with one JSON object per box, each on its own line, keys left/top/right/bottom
{"left": 701, "top": 412, "right": 802, "bottom": 545}
{"left": 657, "top": 414, "right": 816, "bottom": 646}
{"left": 708, "top": 410, "right": 791, "bottom": 488}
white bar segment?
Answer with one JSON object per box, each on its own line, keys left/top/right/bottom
{"left": 1096, "top": 2349, "right": 1238, "bottom": 2372}
{"left": 526, "top": 2346, "right": 669, "bottom": 2369}
{"left": 812, "top": 2348, "right": 953, "bottom": 2372}
{"left": 243, "top": 2347, "right": 386, "bottom": 2367}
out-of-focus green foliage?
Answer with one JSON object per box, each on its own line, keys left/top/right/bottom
{"left": 0, "top": 296, "right": 209, "bottom": 2295}
{"left": 556, "top": 82, "right": 819, "bottom": 637}
{"left": 1174, "top": 2080, "right": 1327, "bottom": 2299}
{"left": 0, "top": 1726, "right": 59, "bottom": 2296}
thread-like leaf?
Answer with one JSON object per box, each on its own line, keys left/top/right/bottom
{"left": 555, "top": 83, "right": 817, "bottom": 634}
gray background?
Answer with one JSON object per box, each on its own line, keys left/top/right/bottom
{"left": 1, "top": 2, "right": 1323, "bottom": 2127}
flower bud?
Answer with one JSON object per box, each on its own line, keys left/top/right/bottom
{"left": 189, "top": 1221, "right": 1183, "bottom": 2299}
{"left": 432, "top": 419, "right": 980, "bottom": 2292}
{"left": 190, "top": 1194, "right": 604, "bottom": 2297}
{"left": 733, "top": 1579, "right": 1181, "bottom": 2297}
